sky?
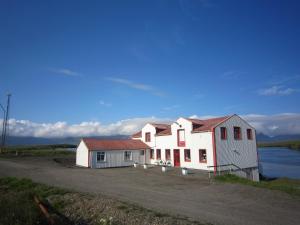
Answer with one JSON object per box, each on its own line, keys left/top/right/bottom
{"left": 1, "top": 0, "right": 300, "bottom": 137}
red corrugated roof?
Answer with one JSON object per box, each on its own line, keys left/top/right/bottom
{"left": 82, "top": 138, "right": 149, "bottom": 151}
{"left": 131, "top": 131, "right": 142, "bottom": 138}
{"left": 187, "top": 116, "right": 230, "bottom": 132}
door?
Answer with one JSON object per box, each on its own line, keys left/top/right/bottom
{"left": 173, "top": 149, "right": 180, "bottom": 167}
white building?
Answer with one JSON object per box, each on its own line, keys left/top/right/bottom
{"left": 76, "top": 114, "right": 259, "bottom": 181}
{"left": 76, "top": 139, "right": 149, "bottom": 168}
{"left": 132, "top": 114, "right": 259, "bottom": 181}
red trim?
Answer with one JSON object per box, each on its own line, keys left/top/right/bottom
{"left": 173, "top": 149, "right": 180, "bottom": 167}
{"left": 177, "top": 129, "right": 186, "bottom": 147}
{"left": 220, "top": 127, "right": 227, "bottom": 140}
{"left": 247, "top": 129, "right": 253, "bottom": 140}
{"left": 199, "top": 149, "right": 207, "bottom": 163}
{"left": 88, "top": 150, "right": 91, "bottom": 168}
{"left": 184, "top": 149, "right": 191, "bottom": 162}
{"left": 234, "top": 126, "right": 242, "bottom": 140}
{"left": 156, "top": 149, "right": 161, "bottom": 160}
{"left": 145, "top": 132, "right": 151, "bottom": 142}
{"left": 211, "top": 128, "right": 217, "bottom": 175}
{"left": 165, "top": 149, "right": 171, "bottom": 160}
{"left": 150, "top": 149, "right": 154, "bottom": 159}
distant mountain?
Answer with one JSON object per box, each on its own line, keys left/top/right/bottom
{"left": 6, "top": 135, "right": 130, "bottom": 146}
{"left": 256, "top": 133, "right": 300, "bottom": 142}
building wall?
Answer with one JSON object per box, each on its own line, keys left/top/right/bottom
{"left": 214, "top": 115, "right": 259, "bottom": 181}
{"left": 139, "top": 118, "right": 214, "bottom": 170}
{"left": 91, "top": 149, "right": 146, "bottom": 168}
{"left": 76, "top": 141, "right": 89, "bottom": 167}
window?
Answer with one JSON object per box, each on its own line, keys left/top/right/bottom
{"left": 150, "top": 149, "right": 154, "bottom": 159}
{"left": 145, "top": 132, "right": 151, "bottom": 142}
{"left": 124, "top": 151, "right": 132, "bottom": 161}
{"left": 220, "top": 127, "right": 227, "bottom": 140}
{"left": 247, "top": 129, "right": 253, "bottom": 140}
{"left": 184, "top": 149, "right": 191, "bottom": 162}
{"left": 156, "top": 149, "right": 161, "bottom": 160}
{"left": 140, "top": 150, "right": 144, "bottom": 156}
{"left": 165, "top": 149, "right": 171, "bottom": 160}
{"left": 177, "top": 129, "right": 185, "bottom": 147}
{"left": 97, "top": 152, "right": 106, "bottom": 162}
{"left": 234, "top": 127, "right": 242, "bottom": 140}
{"left": 199, "top": 149, "right": 207, "bottom": 163}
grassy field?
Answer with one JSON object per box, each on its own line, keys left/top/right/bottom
{"left": 0, "top": 144, "right": 76, "bottom": 157}
{"left": 258, "top": 140, "right": 300, "bottom": 150}
{"left": 0, "top": 177, "right": 209, "bottom": 225}
{"left": 215, "top": 174, "right": 300, "bottom": 197}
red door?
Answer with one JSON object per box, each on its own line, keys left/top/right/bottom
{"left": 173, "top": 149, "right": 180, "bottom": 167}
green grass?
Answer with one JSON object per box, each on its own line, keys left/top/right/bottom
{"left": 215, "top": 174, "right": 300, "bottom": 197}
{"left": 0, "top": 177, "right": 69, "bottom": 225}
{"left": 0, "top": 144, "right": 76, "bottom": 157}
{"left": 258, "top": 140, "right": 300, "bottom": 150}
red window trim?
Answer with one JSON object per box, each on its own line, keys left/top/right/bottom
{"left": 234, "top": 126, "right": 242, "bottom": 140}
{"left": 177, "top": 129, "right": 186, "bottom": 147}
{"left": 145, "top": 132, "right": 151, "bottom": 142}
{"left": 184, "top": 149, "right": 191, "bottom": 162}
{"left": 220, "top": 127, "right": 227, "bottom": 140}
{"left": 247, "top": 129, "right": 253, "bottom": 140}
{"left": 150, "top": 149, "right": 154, "bottom": 159}
{"left": 156, "top": 149, "right": 161, "bottom": 160}
{"left": 165, "top": 149, "right": 171, "bottom": 160}
{"left": 199, "top": 149, "right": 207, "bottom": 163}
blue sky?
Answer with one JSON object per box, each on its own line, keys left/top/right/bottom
{"left": 1, "top": 0, "right": 300, "bottom": 137}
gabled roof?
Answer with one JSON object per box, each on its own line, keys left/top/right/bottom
{"left": 82, "top": 138, "right": 149, "bottom": 151}
{"left": 187, "top": 116, "right": 231, "bottom": 132}
{"left": 131, "top": 131, "right": 142, "bottom": 138}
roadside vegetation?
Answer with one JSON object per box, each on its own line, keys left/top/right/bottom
{"left": 215, "top": 174, "right": 300, "bottom": 197}
{"left": 0, "top": 144, "right": 76, "bottom": 157}
{"left": 0, "top": 177, "right": 210, "bottom": 225}
{"left": 258, "top": 140, "right": 300, "bottom": 150}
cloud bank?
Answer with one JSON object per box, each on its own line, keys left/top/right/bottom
{"left": 1, "top": 113, "right": 300, "bottom": 138}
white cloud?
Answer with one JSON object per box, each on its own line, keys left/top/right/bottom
{"left": 50, "top": 68, "right": 81, "bottom": 77}
{"left": 1, "top": 117, "right": 172, "bottom": 138}
{"left": 190, "top": 113, "right": 300, "bottom": 136}
{"left": 106, "top": 77, "right": 165, "bottom": 97}
{"left": 258, "top": 85, "right": 298, "bottom": 96}
{"left": 2, "top": 113, "right": 300, "bottom": 138}
{"left": 99, "top": 100, "right": 112, "bottom": 107}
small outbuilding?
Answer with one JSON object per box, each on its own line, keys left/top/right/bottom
{"left": 76, "top": 138, "right": 150, "bottom": 168}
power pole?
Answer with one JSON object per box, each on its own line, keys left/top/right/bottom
{"left": 0, "top": 94, "right": 11, "bottom": 153}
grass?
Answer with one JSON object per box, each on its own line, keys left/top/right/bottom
{"left": 0, "top": 144, "right": 76, "bottom": 157}
{"left": 258, "top": 140, "right": 300, "bottom": 150}
{"left": 0, "top": 177, "right": 69, "bottom": 225}
{"left": 215, "top": 174, "right": 300, "bottom": 197}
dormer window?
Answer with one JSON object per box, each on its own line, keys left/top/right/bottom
{"left": 145, "top": 132, "right": 151, "bottom": 142}
{"left": 177, "top": 129, "right": 185, "bottom": 147}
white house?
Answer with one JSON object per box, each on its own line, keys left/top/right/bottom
{"left": 131, "top": 114, "right": 259, "bottom": 181}
{"left": 76, "top": 139, "right": 149, "bottom": 168}
{"left": 76, "top": 114, "right": 259, "bottom": 181}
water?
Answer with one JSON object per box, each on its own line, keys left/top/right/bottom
{"left": 258, "top": 147, "right": 300, "bottom": 179}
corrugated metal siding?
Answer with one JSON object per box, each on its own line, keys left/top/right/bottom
{"left": 215, "top": 115, "right": 258, "bottom": 170}
{"left": 91, "top": 149, "right": 145, "bottom": 168}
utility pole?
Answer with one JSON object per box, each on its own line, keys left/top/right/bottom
{"left": 0, "top": 94, "right": 11, "bottom": 153}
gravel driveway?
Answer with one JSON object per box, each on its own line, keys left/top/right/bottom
{"left": 0, "top": 156, "right": 299, "bottom": 225}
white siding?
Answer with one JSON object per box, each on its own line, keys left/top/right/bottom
{"left": 91, "top": 149, "right": 146, "bottom": 168}
{"left": 76, "top": 141, "right": 89, "bottom": 167}
{"left": 214, "top": 115, "right": 259, "bottom": 181}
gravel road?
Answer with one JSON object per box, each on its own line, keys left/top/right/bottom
{"left": 0, "top": 156, "right": 299, "bottom": 225}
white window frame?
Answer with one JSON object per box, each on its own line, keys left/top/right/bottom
{"left": 97, "top": 151, "right": 106, "bottom": 162}
{"left": 124, "top": 151, "right": 132, "bottom": 161}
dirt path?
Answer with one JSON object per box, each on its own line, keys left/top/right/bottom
{"left": 0, "top": 156, "right": 299, "bottom": 225}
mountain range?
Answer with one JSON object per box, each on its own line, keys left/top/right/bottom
{"left": 4, "top": 133, "right": 300, "bottom": 146}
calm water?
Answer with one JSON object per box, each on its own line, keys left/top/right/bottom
{"left": 258, "top": 147, "right": 300, "bottom": 179}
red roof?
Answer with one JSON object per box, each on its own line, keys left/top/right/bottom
{"left": 187, "top": 116, "right": 231, "bottom": 132}
{"left": 131, "top": 131, "right": 142, "bottom": 138}
{"left": 82, "top": 138, "right": 149, "bottom": 151}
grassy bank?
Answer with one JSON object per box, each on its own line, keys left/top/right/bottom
{"left": 258, "top": 140, "right": 300, "bottom": 150}
{"left": 215, "top": 174, "right": 300, "bottom": 197}
{"left": 0, "top": 177, "right": 208, "bottom": 225}
{"left": 0, "top": 144, "right": 76, "bottom": 157}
